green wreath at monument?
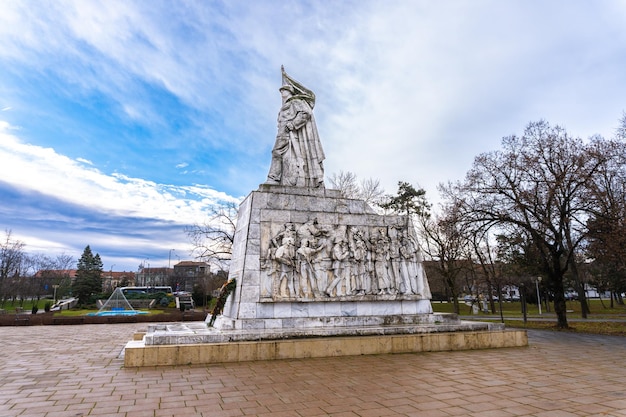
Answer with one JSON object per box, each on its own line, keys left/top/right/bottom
{"left": 208, "top": 278, "right": 236, "bottom": 327}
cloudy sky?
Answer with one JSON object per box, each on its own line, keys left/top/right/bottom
{"left": 1, "top": 0, "right": 625, "bottom": 272}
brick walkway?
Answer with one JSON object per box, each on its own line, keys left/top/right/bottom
{"left": 1, "top": 323, "right": 625, "bottom": 416}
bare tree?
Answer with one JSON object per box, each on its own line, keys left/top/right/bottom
{"left": 186, "top": 201, "right": 238, "bottom": 272}
{"left": 447, "top": 120, "right": 607, "bottom": 328}
{"left": 328, "top": 171, "right": 360, "bottom": 199}
{"left": 467, "top": 225, "right": 511, "bottom": 317}
{"left": 27, "top": 253, "right": 75, "bottom": 301}
{"left": 417, "top": 200, "right": 469, "bottom": 314}
{"left": 328, "top": 171, "right": 386, "bottom": 206}
{"left": 585, "top": 136, "right": 626, "bottom": 306}
{"left": 616, "top": 111, "right": 626, "bottom": 141}
{"left": 359, "top": 177, "right": 385, "bottom": 206}
{"left": 0, "top": 230, "right": 26, "bottom": 304}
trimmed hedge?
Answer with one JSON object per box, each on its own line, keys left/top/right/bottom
{"left": 0, "top": 310, "right": 207, "bottom": 326}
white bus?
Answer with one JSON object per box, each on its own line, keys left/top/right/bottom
{"left": 119, "top": 286, "right": 173, "bottom": 295}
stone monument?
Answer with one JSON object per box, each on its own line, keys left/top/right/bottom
{"left": 124, "top": 68, "right": 527, "bottom": 366}
{"left": 208, "top": 66, "right": 438, "bottom": 338}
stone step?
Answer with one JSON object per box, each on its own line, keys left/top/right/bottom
{"left": 143, "top": 318, "right": 502, "bottom": 345}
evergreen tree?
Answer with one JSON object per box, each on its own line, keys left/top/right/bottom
{"left": 379, "top": 181, "right": 430, "bottom": 219}
{"left": 73, "top": 245, "right": 103, "bottom": 305}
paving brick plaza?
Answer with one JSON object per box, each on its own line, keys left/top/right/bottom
{"left": 1, "top": 323, "right": 625, "bottom": 416}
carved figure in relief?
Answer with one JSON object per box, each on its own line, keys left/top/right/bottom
{"left": 272, "top": 223, "right": 298, "bottom": 297}
{"left": 313, "top": 231, "right": 333, "bottom": 293}
{"left": 348, "top": 227, "right": 368, "bottom": 295}
{"left": 266, "top": 67, "right": 325, "bottom": 188}
{"left": 364, "top": 231, "right": 376, "bottom": 295}
{"left": 413, "top": 244, "right": 431, "bottom": 297}
{"left": 262, "top": 220, "right": 430, "bottom": 300}
{"left": 296, "top": 239, "right": 323, "bottom": 297}
{"left": 325, "top": 237, "right": 350, "bottom": 297}
{"left": 272, "top": 222, "right": 297, "bottom": 249}
{"left": 297, "top": 218, "right": 322, "bottom": 247}
{"left": 388, "top": 227, "right": 402, "bottom": 294}
{"left": 373, "top": 228, "right": 392, "bottom": 295}
{"left": 399, "top": 230, "right": 419, "bottom": 294}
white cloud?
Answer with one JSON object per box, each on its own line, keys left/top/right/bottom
{"left": 76, "top": 157, "right": 93, "bottom": 165}
{"left": 0, "top": 122, "right": 238, "bottom": 226}
{"left": 2, "top": 0, "right": 626, "bottom": 267}
{"left": 298, "top": 1, "right": 626, "bottom": 201}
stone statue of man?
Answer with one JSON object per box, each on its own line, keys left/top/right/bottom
{"left": 266, "top": 67, "right": 325, "bottom": 188}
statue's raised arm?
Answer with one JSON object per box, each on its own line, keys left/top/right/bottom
{"left": 265, "top": 66, "right": 325, "bottom": 188}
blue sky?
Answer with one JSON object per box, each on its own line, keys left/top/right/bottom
{"left": 1, "top": 0, "right": 626, "bottom": 272}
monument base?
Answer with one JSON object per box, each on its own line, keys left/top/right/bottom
{"left": 124, "top": 323, "right": 527, "bottom": 367}
{"left": 122, "top": 314, "right": 528, "bottom": 367}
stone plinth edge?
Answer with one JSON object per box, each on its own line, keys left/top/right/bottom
{"left": 124, "top": 329, "right": 528, "bottom": 367}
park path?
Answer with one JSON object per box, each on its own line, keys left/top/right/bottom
{"left": 1, "top": 323, "right": 625, "bottom": 416}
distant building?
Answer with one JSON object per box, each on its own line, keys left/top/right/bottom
{"left": 34, "top": 269, "right": 77, "bottom": 281}
{"left": 172, "top": 261, "right": 210, "bottom": 292}
{"left": 135, "top": 267, "right": 172, "bottom": 287}
{"left": 33, "top": 269, "right": 77, "bottom": 298}
{"left": 36, "top": 269, "right": 136, "bottom": 293}
{"left": 102, "top": 271, "right": 136, "bottom": 292}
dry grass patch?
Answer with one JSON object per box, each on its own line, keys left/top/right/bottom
{"left": 504, "top": 320, "right": 626, "bottom": 336}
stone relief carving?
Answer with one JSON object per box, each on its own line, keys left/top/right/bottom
{"left": 265, "top": 66, "right": 325, "bottom": 188}
{"left": 260, "top": 219, "right": 430, "bottom": 301}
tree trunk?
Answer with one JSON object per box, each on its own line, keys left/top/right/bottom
{"left": 553, "top": 292, "right": 568, "bottom": 328}
{"left": 550, "top": 270, "right": 569, "bottom": 328}
{"left": 489, "top": 292, "right": 496, "bottom": 314}
{"left": 452, "top": 296, "right": 460, "bottom": 315}
{"left": 445, "top": 275, "right": 459, "bottom": 314}
{"left": 610, "top": 291, "right": 615, "bottom": 308}
{"left": 569, "top": 260, "right": 589, "bottom": 318}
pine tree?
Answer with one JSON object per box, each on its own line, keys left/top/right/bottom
{"left": 379, "top": 181, "right": 430, "bottom": 219}
{"left": 73, "top": 245, "right": 103, "bottom": 305}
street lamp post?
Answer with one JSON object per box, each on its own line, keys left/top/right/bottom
{"left": 169, "top": 249, "right": 176, "bottom": 268}
{"left": 535, "top": 277, "right": 542, "bottom": 315}
{"left": 110, "top": 264, "right": 115, "bottom": 292}
{"left": 520, "top": 283, "right": 527, "bottom": 324}
{"left": 52, "top": 285, "right": 59, "bottom": 304}
{"left": 143, "top": 258, "right": 149, "bottom": 286}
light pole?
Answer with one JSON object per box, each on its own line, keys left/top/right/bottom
{"left": 52, "top": 285, "right": 59, "bottom": 304}
{"left": 520, "top": 283, "right": 527, "bottom": 324}
{"left": 143, "top": 258, "right": 149, "bottom": 286}
{"left": 110, "top": 264, "right": 115, "bottom": 291}
{"left": 535, "top": 276, "right": 542, "bottom": 315}
{"left": 169, "top": 249, "right": 176, "bottom": 268}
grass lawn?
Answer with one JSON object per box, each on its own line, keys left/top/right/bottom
{"left": 432, "top": 298, "right": 626, "bottom": 316}
{"left": 432, "top": 299, "right": 626, "bottom": 336}
{"left": 503, "top": 319, "right": 626, "bottom": 336}
{"left": 5, "top": 297, "right": 624, "bottom": 336}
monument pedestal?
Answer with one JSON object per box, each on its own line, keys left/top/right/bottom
{"left": 210, "top": 185, "right": 436, "bottom": 333}
{"left": 124, "top": 185, "right": 527, "bottom": 367}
